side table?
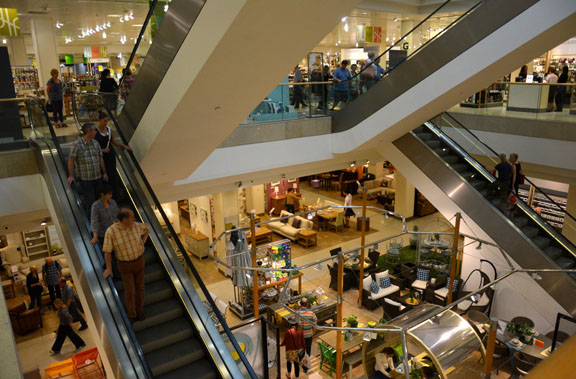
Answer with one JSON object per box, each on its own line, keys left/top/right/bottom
{"left": 2, "top": 280, "right": 15, "bottom": 299}
{"left": 297, "top": 230, "right": 317, "bottom": 248}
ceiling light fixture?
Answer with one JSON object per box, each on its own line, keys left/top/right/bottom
{"left": 344, "top": 23, "right": 349, "bottom": 32}
{"left": 65, "top": 37, "right": 72, "bottom": 44}
{"left": 56, "top": 22, "right": 63, "bottom": 29}
{"left": 476, "top": 242, "right": 482, "bottom": 250}
{"left": 40, "top": 218, "right": 48, "bottom": 226}
{"left": 120, "top": 18, "right": 124, "bottom": 23}
{"left": 1, "top": 38, "right": 6, "bottom": 44}
{"left": 341, "top": 17, "right": 347, "bottom": 22}
{"left": 393, "top": 17, "right": 399, "bottom": 22}
{"left": 102, "top": 32, "right": 106, "bottom": 39}
{"left": 355, "top": 41, "right": 358, "bottom": 47}
{"left": 350, "top": 161, "right": 356, "bottom": 167}
{"left": 164, "top": 4, "right": 169, "bottom": 12}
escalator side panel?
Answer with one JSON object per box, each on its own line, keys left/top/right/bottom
{"left": 393, "top": 132, "right": 576, "bottom": 315}
{"left": 332, "top": 0, "right": 538, "bottom": 133}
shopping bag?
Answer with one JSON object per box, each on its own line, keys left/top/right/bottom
{"left": 301, "top": 353, "right": 310, "bottom": 370}
{"left": 46, "top": 102, "right": 52, "bottom": 112}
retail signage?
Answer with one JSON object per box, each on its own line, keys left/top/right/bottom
{"left": 91, "top": 46, "right": 100, "bottom": 58}
{"left": 0, "top": 8, "right": 20, "bottom": 37}
{"left": 64, "top": 54, "right": 74, "bottom": 65}
{"left": 356, "top": 25, "right": 382, "bottom": 43}
{"left": 83, "top": 47, "right": 92, "bottom": 58}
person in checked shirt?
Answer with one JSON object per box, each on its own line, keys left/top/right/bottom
{"left": 67, "top": 122, "right": 108, "bottom": 214}
{"left": 103, "top": 208, "right": 150, "bottom": 322}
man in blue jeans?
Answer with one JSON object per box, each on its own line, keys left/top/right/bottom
{"left": 332, "top": 60, "right": 352, "bottom": 110}
{"left": 59, "top": 277, "right": 88, "bottom": 331}
{"left": 67, "top": 122, "right": 108, "bottom": 214}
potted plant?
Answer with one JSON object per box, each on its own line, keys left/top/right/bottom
{"left": 506, "top": 322, "right": 535, "bottom": 344}
{"left": 343, "top": 314, "right": 358, "bottom": 328}
{"left": 51, "top": 243, "right": 64, "bottom": 255}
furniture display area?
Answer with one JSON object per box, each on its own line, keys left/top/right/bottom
{"left": 267, "top": 210, "right": 314, "bottom": 241}
{"left": 358, "top": 176, "right": 395, "bottom": 199}
{"left": 270, "top": 195, "right": 286, "bottom": 216}
{"left": 245, "top": 226, "right": 273, "bottom": 245}
{"left": 297, "top": 229, "right": 317, "bottom": 247}
{"left": 183, "top": 228, "right": 210, "bottom": 259}
{"left": 361, "top": 270, "right": 400, "bottom": 310}
{"left": 1, "top": 244, "right": 26, "bottom": 276}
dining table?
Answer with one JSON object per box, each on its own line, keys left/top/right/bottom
{"left": 317, "top": 209, "right": 338, "bottom": 231}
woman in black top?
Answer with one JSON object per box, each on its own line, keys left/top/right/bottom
{"left": 510, "top": 153, "right": 523, "bottom": 195}
{"left": 94, "top": 111, "right": 132, "bottom": 199}
{"left": 26, "top": 266, "right": 44, "bottom": 312}
{"left": 556, "top": 66, "right": 569, "bottom": 112}
{"left": 99, "top": 69, "right": 119, "bottom": 113}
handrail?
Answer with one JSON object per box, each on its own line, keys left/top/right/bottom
{"left": 422, "top": 121, "right": 576, "bottom": 258}
{"left": 33, "top": 99, "right": 153, "bottom": 377}
{"left": 94, "top": 95, "right": 257, "bottom": 377}
{"left": 120, "top": 0, "right": 158, "bottom": 87}
{"left": 443, "top": 112, "right": 576, "bottom": 224}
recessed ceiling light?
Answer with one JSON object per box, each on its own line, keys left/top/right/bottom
{"left": 393, "top": 17, "right": 399, "bottom": 22}
{"left": 132, "top": 24, "right": 143, "bottom": 27}
{"left": 107, "top": 14, "right": 121, "bottom": 17}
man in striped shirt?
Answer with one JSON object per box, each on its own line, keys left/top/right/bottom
{"left": 103, "top": 208, "right": 150, "bottom": 322}
{"left": 298, "top": 297, "right": 317, "bottom": 372}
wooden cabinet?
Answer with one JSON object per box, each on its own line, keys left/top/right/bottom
{"left": 270, "top": 196, "right": 286, "bottom": 216}
{"left": 184, "top": 229, "right": 210, "bottom": 259}
{"left": 23, "top": 227, "right": 51, "bottom": 260}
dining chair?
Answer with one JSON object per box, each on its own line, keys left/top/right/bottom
{"left": 318, "top": 342, "right": 337, "bottom": 376}
{"left": 328, "top": 211, "right": 344, "bottom": 232}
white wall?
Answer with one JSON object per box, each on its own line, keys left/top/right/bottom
{"left": 160, "top": 202, "right": 181, "bottom": 234}
{"left": 189, "top": 195, "right": 213, "bottom": 242}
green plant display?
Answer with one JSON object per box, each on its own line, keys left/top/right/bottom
{"left": 506, "top": 322, "right": 535, "bottom": 344}
{"left": 343, "top": 314, "right": 358, "bottom": 328}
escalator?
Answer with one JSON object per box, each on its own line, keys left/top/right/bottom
{"left": 392, "top": 115, "right": 576, "bottom": 315}
{"left": 30, "top": 99, "right": 251, "bottom": 377}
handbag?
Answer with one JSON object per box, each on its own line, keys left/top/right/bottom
{"left": 46, "top": 101, "right": 52, "bottom": 112}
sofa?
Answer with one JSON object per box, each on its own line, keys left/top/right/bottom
{"left": 361, "top": 270, "right": 400, "bottom": 310}
{"left": 9, "top": 302, "right": 43, "bottom": 335}
{"left": 1, "top": 245, "right": 27, "bottom": 277}
{"left": 359, "top": 177, "right": 396, "bottom": 199}
{"left": 267, "top": 210, "right": 314, "bottom": 241}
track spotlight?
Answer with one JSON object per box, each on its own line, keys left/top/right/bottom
{"left": 40, "top": 218, "right": 48, "bottom": 226}
{"left": 350, "top": 161, "right": 356, "bottom": 167}
{"left": 476, "top": 242, "right": 483, "bottom": 250}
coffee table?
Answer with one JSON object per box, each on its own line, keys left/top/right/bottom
{"left": 398, "top": 293, "right": 422, "bottom": 310}
{"left": 297, "top": 229, "right": 317, "bottom": 247}
{"left": 245, "top": 226, "right": 273, "bottom": 245}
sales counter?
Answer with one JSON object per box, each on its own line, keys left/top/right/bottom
{"left": 507, "top": 83, "right": 551, "bottom": 113}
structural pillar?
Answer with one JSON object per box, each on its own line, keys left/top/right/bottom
{"left": 30, "top": 15, "right": 59, "bottom": 87}
{"left": 393, "top": 171, "right": 415, "bottom": 218}
{"left": 562, "top": 184, "right": 576, "bottom": 246}
{"left": 7, "top": 37, "right": 28, "bottom": 66}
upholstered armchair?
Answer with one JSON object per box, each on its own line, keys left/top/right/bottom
{"left": 382, "top": 298, "right": 408, "bottom": 320}
{"left": 1, "top": 245, "right": 27, "bottom": 277}
{"left": 362, "top": 271, "right": 400, "bottom": 310}
{"left": 8, "top": 302, "right": 43, "bottom": 335}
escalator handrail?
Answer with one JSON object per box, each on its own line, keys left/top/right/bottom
{"left": 87, "top": 94, "right": 256, "bottom": 377}
{"left": 422, "top": 121, "right": 576, "bottom": 258}
{"left": 120, "top": 0, "right": 158, "bottom": 88}
{"left": 443, "top": 111, "right": 576, "bottom": 224}
{"left": 345, "top": 0, "right": 484, "bottom": 84}
{"left": 33, "top": 99, "right": 154, "bottom": 377}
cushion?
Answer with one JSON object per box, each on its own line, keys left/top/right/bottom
{"left": 477, "top": 292, "right": 490, "bottom": 306}
{"left": 384, "top": 298, "right": 401, "bottom": 307}
{"left": 370, "top": 280, "right": 380, "bottom": 294}
{"left": 281, "top": 217, "right": 288, "bottom": 224}
{"left": 411, "top": 280, "right": 427, "bottom": 291}
{"left": 379, "top": 276, "right": 391, "bottom": 289}
{"left": 369, "top": 284, "right": 399, "bottom": 300}
{"left": 292, "top": 218, "right": 301, "bottom": 229}
{"left": 374, "top": 270, "right": 389, "bottom": 283}
{"left": 416, "top": 268, "right": 429, "bottom": 282}
{"left": 445, "top": 278, "right": 459, "bottom": 293}
{"left": 363, "top": 276, "right": 373, "bottom": 291}
{"left": 434, "top": 287, "right": 449, "bottom": 299}
{"left": 2, "top": 245, "right": 23, "bottom": 265}
{"left": 279, "top": 225, "right": 299, "bottom": 237}
{"left": 268, "top": 221, "right": 284, "bottom": 230}
{"left": 457, "top": 299, "right": 472, "bottom": 312}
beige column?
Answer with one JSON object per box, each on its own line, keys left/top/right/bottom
{"left": 562, "top": 185, "right": 576, "bottom": 246}
{"left": 30, "top": 15, "right": 59, "bottom": 87}
{"left": 8, "top": 37, "right": 28, "bottom": 66}
{"left": 393, "top": 170, "right": 415, "bottom": 218}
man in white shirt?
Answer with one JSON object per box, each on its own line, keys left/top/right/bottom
{"left": 371, "top": 347, "right": 396, "bottom": 378}
{"left": 343, "top": 191, "right": 354, "bottom": 228}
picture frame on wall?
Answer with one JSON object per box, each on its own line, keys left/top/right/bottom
{"left": 190, "top": 203, "right": 198, "bottom": 218}
{"left": 287, "top": 178, "right": 297, "bottom": 183}
{"left": 201, "top": 209, "right": 208, "bottom": 223}
{"left": 270, "top": 181, "right": 280, "bottom": 187}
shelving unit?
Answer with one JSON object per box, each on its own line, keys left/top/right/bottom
{"left": 22, "top": 227, "right": 51, "bottom": 260}
{"left": 12, "top": 66, "right": 39, "bottom": 95}
{"left": 518, "top": 187, "right": 567, "bottom": 230}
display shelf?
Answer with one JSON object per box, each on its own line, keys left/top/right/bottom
{"left": 22, "top": 227, "right": 51, "bottom": 260}
{"left": 12, "top": 66, "right": 39, "bottom": 96}
{"left": 518, "top": 187, "right": 567, "bottom": 230}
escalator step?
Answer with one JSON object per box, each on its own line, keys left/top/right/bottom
{"left": 416, "top": 132, "right": 434, "bottom": 141}
{"left": 444, "top": 155, "right": 460, "bottom": 165}
{"left": 461, "top": 171, "right": 477, "bottom": 181}
{"left": 451, "top": 163, "right": 468, "bottom": 172}
{"left": 426, "top": 140, "right": 441, "bottom": 149}
{"left": 544, "top": 246, "right": 564, "bottom": 260}
{"left": 144, "top": 280, "right": 174, "bottom": 305}
{"left": 433, "top": 147, "right": 451, "bottom": 156}
{"left": 115, "top": 262, "right": 164, "bottom": 291}
{"left": 470, "top": 180, "right": 487, "bottom": 190}
{"left": 413, "top": 126, "right": 426, "bottom": 134}
{"left": 137, "top": 317, "right": 194, "bottom": 353}
{"left": 512, "top": 217, "right": 529, "bottom": 229}
{"left": 533, "top": 236, "right": 551, "bottom": 249}
{"left": 144, "top": 248, "right": 156, "bottom": 264}
{"left": 147, "top": 338, "right": 205, "bottom": 377}
{"left": 556, "top": 257, "right": 575, "bottom": 269}
{"left": 133, "top": 298, "right": 184, "bottom": 332}
{"left": 156, "top": 359, "right": 218, "bottom": 379}
{"left": 522, "top": 226, "right": 539, "bottom": 238}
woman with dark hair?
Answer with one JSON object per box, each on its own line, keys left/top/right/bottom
{"left": 516, "top": 65, "right": 528, "bottom": 82}
{"left": 371, "top": 347, "right": 398, "bottom": 378}
{"left": 46, "top": 68, "right": 66, "bottom": 127}
{"left": 94, "top": 111, "right": 131, "bottom": 199}
{"left": 556, "top": 65, "right": 569, "bottom": 112}
{"left": 280, "top": 320, "right": 305, "bottom": 379}
{"left": 544, "top": 67, "right": 558, "bottom": 112}
{"left": 99, "top": 69, "right": 119, "bottom": 113}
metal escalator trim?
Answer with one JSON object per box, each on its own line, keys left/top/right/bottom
{"left": 118, "top": 0, "right": 208, "bottom": 140}
{"left": 34, "top": 142, "right": 149, "bottom": 378}
{"left": 332, "top": 0, "right": 539, "bottom": 133}
{"left": 113, "top": 148, "right": 244, "bottom": 378}
{"left": 393, "top": 132, "right": 576, "bottom": 314}
{"left": 422, "top": 121, "right": 576, "bottom": 259}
